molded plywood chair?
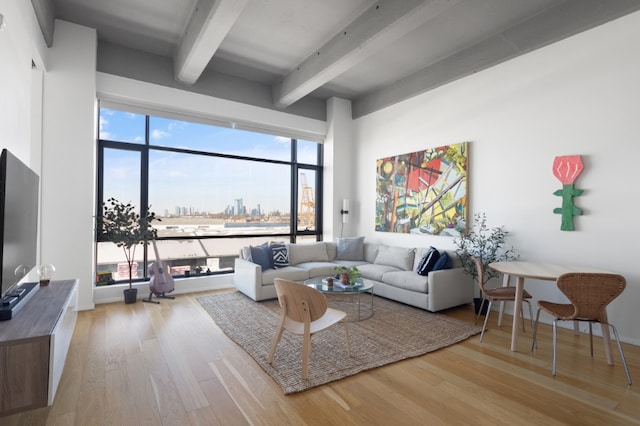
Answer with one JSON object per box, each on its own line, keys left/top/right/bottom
{"left": 472, "top": 257, "right": 533, "bottom": 342}
{"left": 268, "top": 278, "right": 351, "bottom": 379}
{"left": 531, "top": 272, "right": 631, "bottom": 384}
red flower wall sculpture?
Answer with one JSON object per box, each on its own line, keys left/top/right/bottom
{"left": 552, "top": 155, "right": 584, "bottom": 231}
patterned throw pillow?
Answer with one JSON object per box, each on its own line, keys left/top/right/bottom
{"left": 270, "top": 241, "right": 289, "bottom": 268}
{"left": 416, "top": 246, "right": 440, "bottom": 276}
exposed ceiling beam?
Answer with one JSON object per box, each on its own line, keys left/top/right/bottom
{"left": 174, "top": 0, "right": 249, "bottom": 85}
{"left": 353, "top": 0, "right": 640, "bottom": 118}
{"left": 271, "top": 0, "right": 460, "bottom": 109}
{"left": 31, "top": 0, "right": 56, "bottom": 47}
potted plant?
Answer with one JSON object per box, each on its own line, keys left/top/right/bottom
{"left": 332, "top": 265, "right": 362, "bottom": 286}
{"left": 453, "top": 212, "right": 518, "bottom": 314}
{"left": 97, "top": 198, "right": 159, "bottom": 304}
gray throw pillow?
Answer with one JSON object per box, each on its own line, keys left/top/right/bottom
{"left": 374, "top": 245, "right": 415, "bottom": 270}
{"left": 336, "top": 236, "right": 365, "bottom": 260}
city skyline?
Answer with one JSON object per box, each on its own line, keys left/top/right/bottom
{"left": 99, "top": 108, "right": 317, "bottom": 214}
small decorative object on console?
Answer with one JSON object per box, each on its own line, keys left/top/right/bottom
{"left": 38, "top": 264, "right": 55, "bottom": 286}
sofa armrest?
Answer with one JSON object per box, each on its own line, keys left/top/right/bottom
{"left": 427, "top": 268, "right": 474, "bottom": 312}
{"left": 234, "top": 258, "right": 262, "bottom": 301}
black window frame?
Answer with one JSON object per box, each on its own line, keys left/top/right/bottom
{"left": 96, "top": 107, "right": 323, "bottom": 285}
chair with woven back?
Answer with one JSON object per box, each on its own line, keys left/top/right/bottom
{"left": 531, "top": 272, "right": 632, "bottom": 384}
{"left": 268, "top": 278, "right": 351, "bottom": 379}
{"left": 472, "top": 256, "right": 533, "bottom": 342}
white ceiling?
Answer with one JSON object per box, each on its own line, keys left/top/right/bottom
{"left": 33, "top": 0, "right": 640, "bottom": 118}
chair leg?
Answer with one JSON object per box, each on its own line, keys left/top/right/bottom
{"left": 475, "top": 296, "right": 485, "bottom": 325}
{"left": 480, "top": 300, "right": 493, "bottom": 342}
{"left": 552, "top": 320, "right": 558, "bottom": 376}
{"left": 520, "top": 300, "right": 533, "bottom": 332}
{"left": 268, "top": 317, "right": 286, "bottom": 364}
{"left": 302, "top": 330, "right": 311, "bottom": 380}
{"left": 525, "top": 300, "right": 534, "bottom": 330}
{"left": 607, "top": 323, "right": 632, "bottom": 385}
{"left": 531, "top": 308, "right": 542, "bottom": 351}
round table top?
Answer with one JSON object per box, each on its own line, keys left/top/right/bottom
{"left": 304, "top": 276, "right": 373, "bottom": 294}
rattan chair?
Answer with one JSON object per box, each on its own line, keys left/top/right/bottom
{"left": 472, "top": 257, "right": 533, "bottom": 342}
{"left": 268, "top": 278, "right": 351, "bottom": 379}
{"left": 531, "top": 272, "right": 631, "bottom": 385}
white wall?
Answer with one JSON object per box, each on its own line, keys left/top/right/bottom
{"left": 0, "top": 0, "right": 44, "bottom": 165}
{"left": 353, "top": 11, "right": 640, "bottom": 344}
{"left": 40, "top": 20, "right": 97, "bottom": 310}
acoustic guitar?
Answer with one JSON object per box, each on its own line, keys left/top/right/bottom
{"left": 147, "top": 240, "right": 175, "bottom": 301}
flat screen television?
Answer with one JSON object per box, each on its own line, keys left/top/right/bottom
{"left": 0, "top": 149, "right": 39, "bottom": 300}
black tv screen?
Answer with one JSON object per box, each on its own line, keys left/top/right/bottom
{"left": 0, "top": 149, "right": 39, "bottom": 299}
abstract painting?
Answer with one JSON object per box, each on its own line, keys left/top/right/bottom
{"left": 376, "top": 142, "right": 469, "bottom": 236}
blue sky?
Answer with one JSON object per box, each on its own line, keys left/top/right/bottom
{"left": 99, "top": 109, "right": 317, "bottom": 215}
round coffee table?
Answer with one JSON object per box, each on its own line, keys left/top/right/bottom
{"left": 304, "top": 276, "right": 374, "bottom": 321}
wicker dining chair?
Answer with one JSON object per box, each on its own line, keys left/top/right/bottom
{"left": 472, "top": 257, "right": 533, "bottom": 342}
{"left": 531, "top": 272, "right": 632, "bottom": 385}
{"left": 268, "top": 278, "right": 351, "bottom": 379}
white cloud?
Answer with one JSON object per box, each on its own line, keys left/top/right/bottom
{"left": 151, "top": 129, "right": 170, "bottom": 139}
{"left": 133, "top": 136, "right": 144, "bottom": 143}
{"left": 274, "top": 136, "right": 290, "bottom": 143}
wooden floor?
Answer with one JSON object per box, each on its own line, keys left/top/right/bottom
{"left": 4, "top": 288, "right": 639, "bottom": 425}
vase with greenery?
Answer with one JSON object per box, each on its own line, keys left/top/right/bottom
{"left": 453, "top": 212, "right": 518, "bottom": 313}
{"left": 97, "top": 198, "right": 159, "bottom": 303}
{"left": 332, "top": 265, "right": 362, "bottom": 286}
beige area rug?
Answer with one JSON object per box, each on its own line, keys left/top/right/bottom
{"left": 197, "top": 291, "right": 481, "bottom": 394}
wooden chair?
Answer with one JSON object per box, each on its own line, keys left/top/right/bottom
{"left": 268, "top": 278, "right": 351, "bottom": 379}
{"left": 472, "top": 257, "right": 533, "bottom": 342}
{"left": 531, "top": 272, "right": 632, "bottom": 384}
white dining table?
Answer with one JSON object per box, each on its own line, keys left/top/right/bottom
{"left": 488, "top": 261, "right": 614, "bottom": 364}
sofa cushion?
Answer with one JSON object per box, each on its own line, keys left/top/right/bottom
{"left": 433, "top": 251, "right": 453, "bottom": 270}
{"left": 357, "top": 263, "right": 402, "bottom": 281}
{"left": 250, "top": 243, "right": 273, "bottom": 270}
{"left": 416, "top": 247, "right": 440, "bottom": 276}
{"left": 336, "top": 236, "right": 365, "bottom": 260}
{"left": 374, "top": 245, "right": 415, "bottom": 271}
{"left": 295, "top": 261, "right": 338, "bottom": 278}
{"left": 241, "top": 246, "right": 252, "bottom": 261}
{"left": 382, "top": 270, "right": 429, "bottom": 293}
{"left": 288, "top": 242, "right": 329, "bottom": 265}
{"left": 363, "top": 243, "right": 379, "bottom": 263}
{"left": 270, "top": 241, "right": 289, "bottom": 268}
{"left": 261, "top": 266, "right": 309, "bottom": 285}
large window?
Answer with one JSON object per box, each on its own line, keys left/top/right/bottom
{"left": 96, "top": 106, "right": 323, "bottom": 285}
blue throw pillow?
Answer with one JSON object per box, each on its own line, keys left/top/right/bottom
{"left": 416, "top": 247, "right": 440, "bottom": 276}
{"left": 270, "top": 241, "right": 289, "bottom": 268}
{"left": 432, "top": 251, "right": 452, "bottom": 270}
{"left": 250, "top": 243, "right": 274, "bottom": 270}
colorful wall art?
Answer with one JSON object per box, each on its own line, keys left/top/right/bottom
{"left": 552, "top": 155, "right": 584, "bottom": 231}
{"left": 376, "top": 142, "right": 468, "bottom": 236}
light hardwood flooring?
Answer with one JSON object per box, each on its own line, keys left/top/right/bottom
{"left": 3, "top": 288, "right": 639, "bottom": 425}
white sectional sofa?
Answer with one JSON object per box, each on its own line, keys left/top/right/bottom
{"left": 233, "top": 239, "right": 473, "bottom": 312}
